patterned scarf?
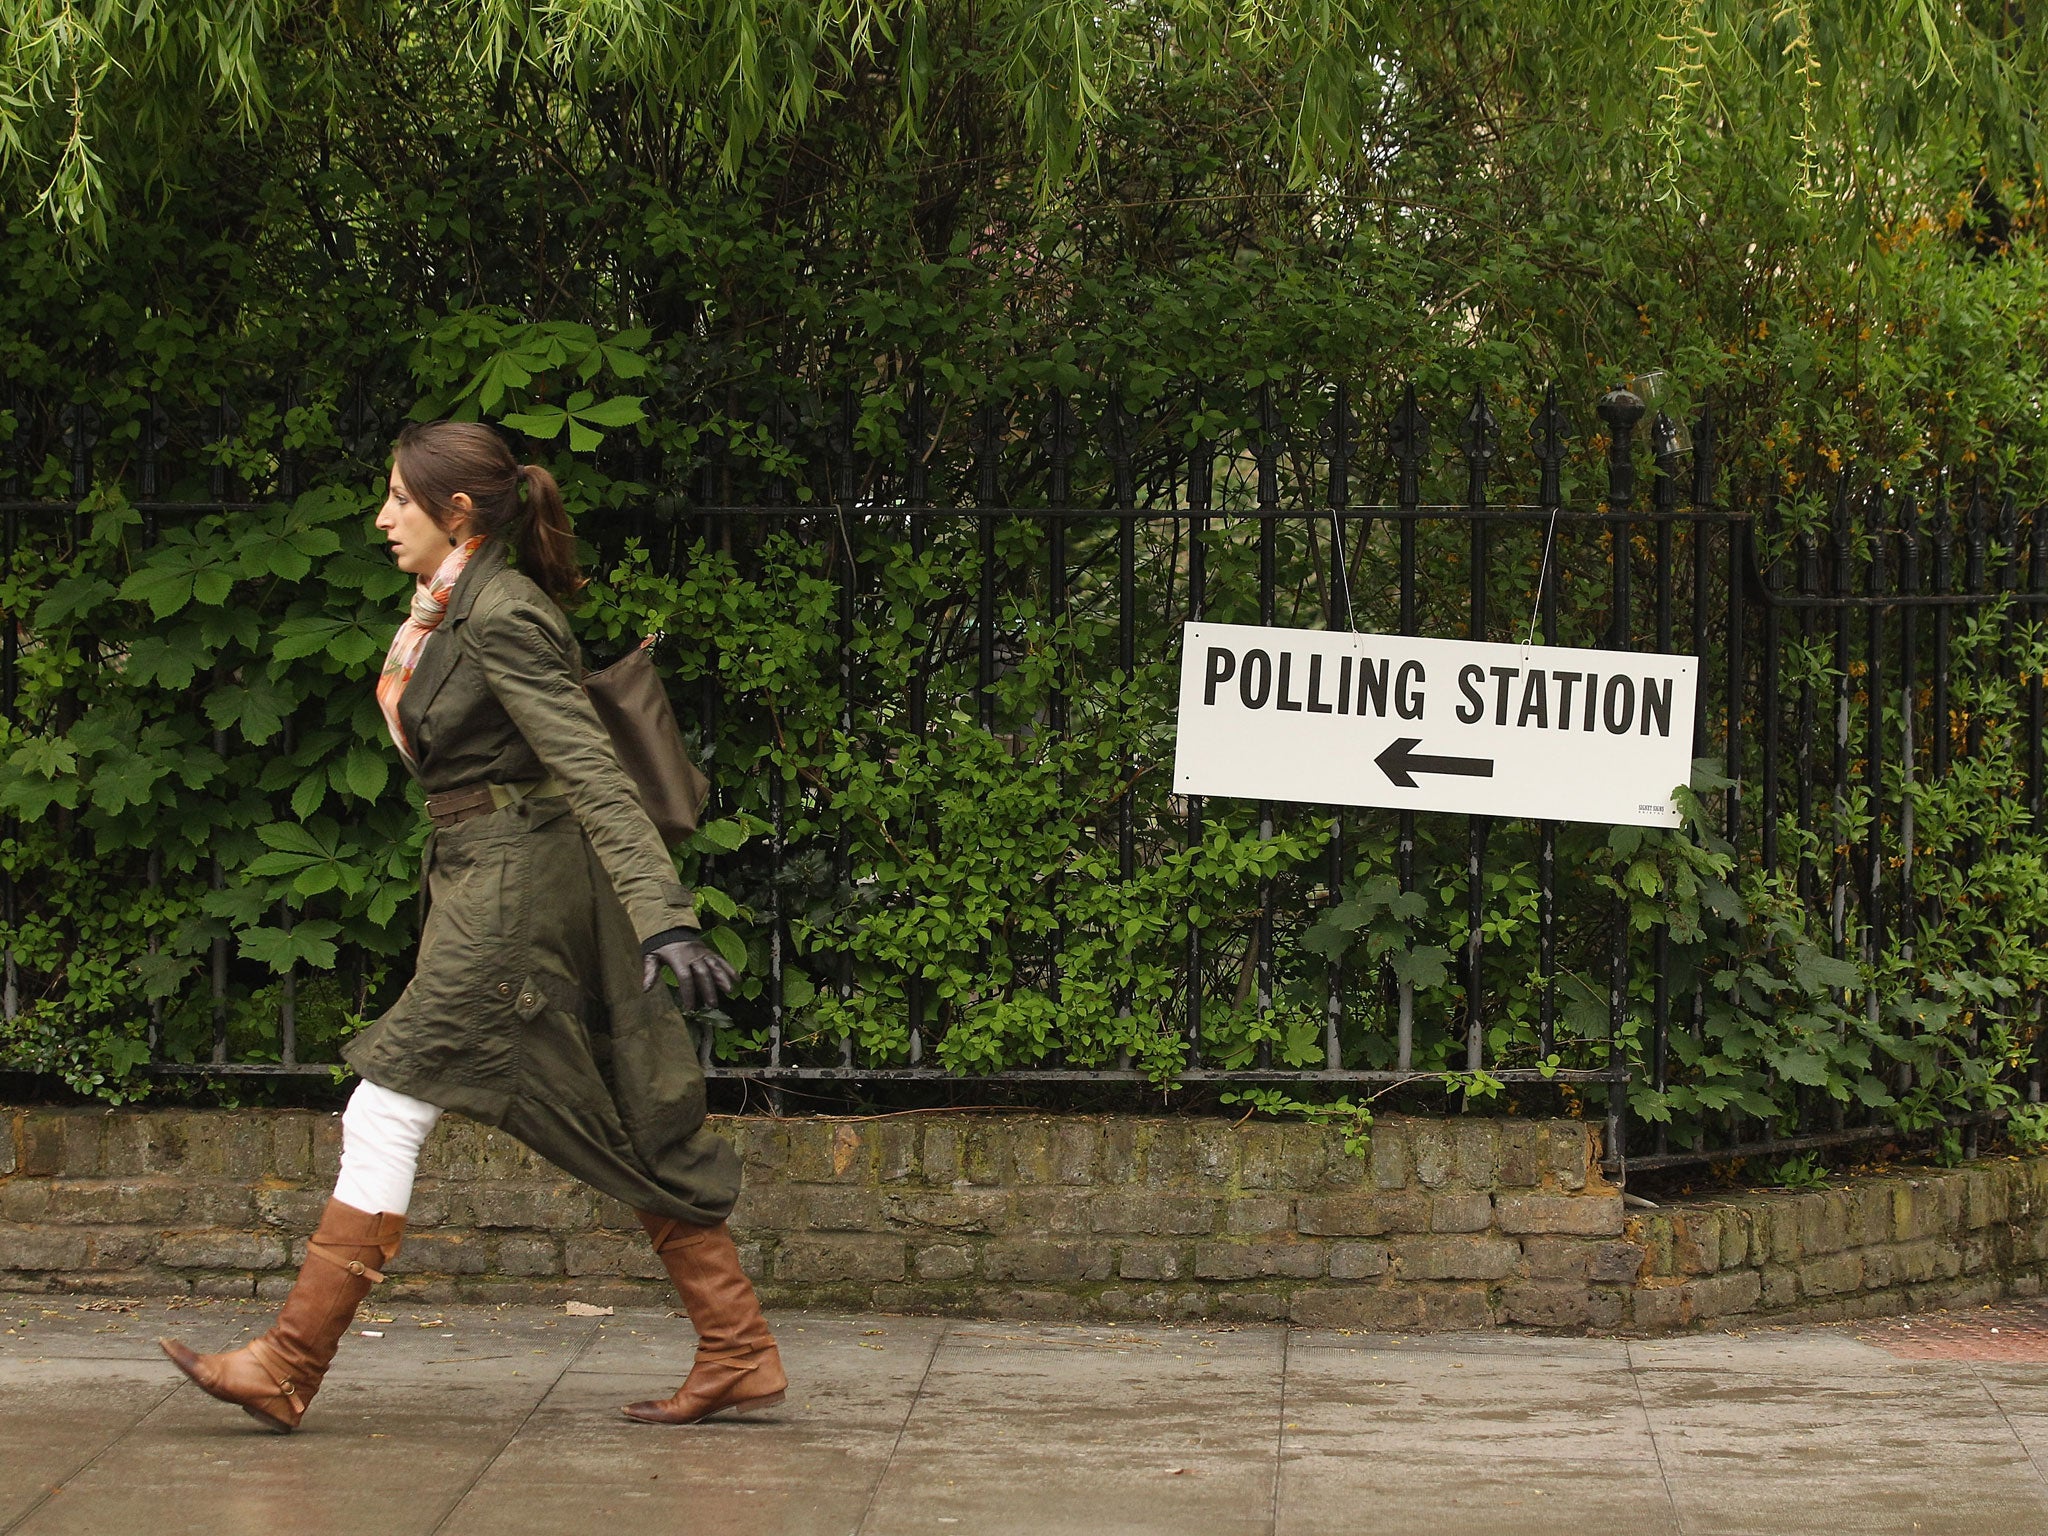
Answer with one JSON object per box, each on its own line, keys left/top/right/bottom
{"left": 376, "top": 535, "right": 487, "bottom": 765}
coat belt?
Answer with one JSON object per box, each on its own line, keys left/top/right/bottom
{"left": 423, "top": 775, "right": 565, "bottom": 829}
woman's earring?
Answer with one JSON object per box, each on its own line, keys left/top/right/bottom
{"left": 448, "top": 534, "right": 458, "bottom": 546}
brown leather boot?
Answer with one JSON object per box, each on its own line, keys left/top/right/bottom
{"left": 159, "top": 1198, "right": 405, "bottom": 1432}
{"left": 622, "top": 1213, "right": 786, "bottom": 1424}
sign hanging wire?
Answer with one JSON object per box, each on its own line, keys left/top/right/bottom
{"left": 1330, "top": 509, "right": 1358, "bottom": 631}
{"left": 1525, "top": 504, "right": 1560, "bottom": 648}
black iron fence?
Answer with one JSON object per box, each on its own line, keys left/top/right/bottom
{"left": 3, "top": 373, "right": 2044, "bottom": 1175}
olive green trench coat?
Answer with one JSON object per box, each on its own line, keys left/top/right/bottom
{"left": 343, "top": 538, "right": 740, "bottom": 1225}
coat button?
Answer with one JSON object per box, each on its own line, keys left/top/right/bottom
{"left": 520, "top": 993, "right": 536, "bottom": 1009}
{"left": 497, "top": 982, "right": 512, "bottom": 997}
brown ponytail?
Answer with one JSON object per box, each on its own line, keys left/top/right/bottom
{"left": 513, "top": 462, "right": 583, "bottom": 602}
{"left": 391, "top": 421, "right": 587, "bottom": 603}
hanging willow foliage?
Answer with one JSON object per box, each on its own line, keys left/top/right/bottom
{"left": 0, "top": 0, "right": 2041, "bottom": 244}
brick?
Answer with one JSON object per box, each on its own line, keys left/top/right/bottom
{"left": 60, "top": 1114, "right": 106, "bottom": 1178}
{"left": 495, "top": 1236, "right": 562, "bottom": 1277}
{"left": 799, "top": 1186, "right": 883, "bottom": 1232}
{"left": 269, "top": 1116, "right": 314, "bottom": 1181}
{"left": 883, "top": 1190, "right": 1009, "bottom": 1234}
{"left": 1452, "top": 1121, "right": 1500, "bottom": 1189}
{"left": 1672, "top": 1211, "right": 1721, "bottom": 1275}
{"left": 1588, "top": 1241, "right": 1647, "bottom": 1284}
{"left": 0, "top": 1226, "right": 91, "bottom": 1270}
{"left": 1322, "top": 1138, "right": 1371, "bottom": 1189}
{"left": 1086, "top": 1193, "right": 1217, "bottom": 1236}
{"left": 1099, "top": 1122, "right": 1143, "bottom": 1187}
{"left": 1861, "top": 1247, "right": 1896, "bottom": 1292}
{"left": 155, "top": 1232, "right": 288, "bottom": 1270}
{"left": 1118, "top": 1243, "right": 1187, "bottom": 1282}
{"left": 873, "top": 1122, "right": 917, "bottom": 1185}
{"left": 1684, "top": 1270, "right": 1762, "bottom": 1319}
{"left": 1418, "top": 1286, "right": 1494, "bottom": 1329}
{"left": 1009, "top": 1190, "right": 1091, "bottom": 1236}
{"left": 1545, "top": 1124, "right": 1591, "bottom": 1190}
{"left": 1966, "top": 1169, "right": 2008, "bottom": 1230}
{"left": 310, "top": 1117, "right": 344, "bottom": 1181}
{"left": 1329, "top": 1242, "right": 1389, "bottom": 1280}
{"left": 776, "top": 1235, "right": 908, "bottom": 1283}
{"left": 99, "top": 1116, "right": 153, "bottom": 1177}
{"left": 1494, "top": 1194, "right": 1623, "bottom": 1237}
{"left": 1796, "top": 1193, "right": 1849, "bottom": 1256}
{"left": 1494, "top": 1122, "right": 1542, "bottom": 1189}
{"left": 1389, "top": 1237, "right": 1519, "bottom": 1282}
{"left": 1290, "top": 1287, "right": 1425, "bottom": 1330}
{"left": 1795, "top": 1251, "right": 1862, "bottom": 1298}
{"left": 1760, "top": 1266, "right": 1798, "bottom": 1308}
{"left": 1631, "top": 1283, "right": 1687, "bottom": 1332}
{"left": 1215, "top": 1288, "right": 1289, "bottom": 1323}
{"left": 1192, "top": 1242, "right": 1324, "bottom": 1281}
{"left": 1429, "top": 1194, "right": 1493, "bottom": 1233}
{"left": 961, "top": 1125, "right": 1005, "bottom": 1185}
{"left": 1225, "top": 1197, "right": 1293, "bottom": 1236}
{"left": 404, "top": 1232, "right": 496, "bottom": 1276}
{"left": 17, "top": 1112, "right": 68, "bottom": 1176}
{"left": 181, "top": 1187, "right": 257, "bottom": 1226}
{"left": 1297, "top": 1193, "right": 1425, "bottom": 1237}
{"left": 42, "top": 1179, "right": 186, "bottom": 1225}
{"left": 254, "top": 1187, "right": 330, "bottom": 1232}
{"left": 1846, "top": 1187, "right": 1891, "bottom": 1248}
{"left": 967, "top": 1287, "right": 1088, "bottom": 1321}
{"left": 907, "top": 1124, "right": 953, "bottom": 1185}
{"left": 1503, "top": 1282, "right": 1597, "bottom": 1328}
{"left": 913, "top": 1244, "right": 976, "bottom": 1281}
{"left": 1, "top": 1181, "right": 51, "bottom": 1222}
{"left": 1521, "top": 1236, "right": 1594, "bottom": 1281}
{"left": 1409, "top": 1124, "right": 1453, "bottom": 1188}
{"left": 981, "top": 1239, "right": 1112, "bottom": 1284}
{"left": 466, "top": 1182, "right": 595, "bottom": 1231}
{"left": 0, "top": 1113, "right": 15, "bottom": 1176}
{"left": 86, "top": 1229, "right": 156, "bottom": 1269}
{"left": 1005, "top": 1122, "right": 1057, "bottom": 1186}
{"left": 1368, "top": 1124, "right": 1410, "bottom": 1190}
{"left": 1716, "top": 1209, "right": 1757, "bottom": 1270}
{"left": 1236, "top": 1124, "right": 1306, "bottom": 1191}
{"left": 218, "top": 1121, "right": 272, "bottom": 1181}
{"left": 1180, "top": 1122, "right": 1237, "bottom": 1186}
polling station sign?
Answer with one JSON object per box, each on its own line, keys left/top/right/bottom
{"left": 1173, "top": 623, "right": 1698, "bottom": 828}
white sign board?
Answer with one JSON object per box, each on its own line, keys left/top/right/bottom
{"left": 1173, "top": 623, "right": 1697, "bottom": 828}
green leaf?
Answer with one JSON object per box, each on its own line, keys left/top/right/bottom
{"left": 290, "top": 769, "right": 328, "bottom": 821}
{"left": 692, "top": 818, "right": 749, "bottom": 853}
{"left": 1389, "top": 945, "right": 1450, "bottom": 990}
{"left": 341, "top": 743, "right": 389, "bottom": 801}
{"left": 502, "top": 405, "right": 568, "bottom": 439}
{"left": 704, "top": 926, "right": 748, "bottom": 972}
{"left": 574, "top": 394, "right": 645, "bottom": 428}
{"left": 204, "top": 670, "right": 294, "bottom": 745}
{"left": 35, "top": 574, "right": 116, "bottom": 628}
{"left": 1792, "top": 952, "right": 1861, "bottom": 994}
{"left": 238, "top": 920, "right": 342, "bottom": 972}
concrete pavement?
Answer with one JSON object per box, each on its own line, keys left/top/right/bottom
{"left": 6, "top": 1296, "right": 2048, "bottom": 1535}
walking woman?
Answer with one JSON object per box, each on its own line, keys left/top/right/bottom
{"left": 160, "top": 422, "right": 784, "bottom": 1432}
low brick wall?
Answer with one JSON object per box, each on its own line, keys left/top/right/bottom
{"left": 3, "top": 1106, "right": 2045, "bottom": 1331}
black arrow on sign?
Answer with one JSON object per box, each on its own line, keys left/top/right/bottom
{"left": 1375, "top": 737, "right": 1496, "bottom": 790}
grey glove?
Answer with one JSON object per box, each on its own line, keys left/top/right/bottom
{"left": 641, "top": 930, "right": 739, "bottom": 1012}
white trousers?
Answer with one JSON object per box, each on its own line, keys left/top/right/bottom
{"left": 332, "top": 1079, "right": 443, "bottom": 1216}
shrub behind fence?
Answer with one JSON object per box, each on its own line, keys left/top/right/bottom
{"left": 4, "top": 367, "right": 2045, "bottom": 1174}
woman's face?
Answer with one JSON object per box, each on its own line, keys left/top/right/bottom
{"left": 376, "top": 465, "right": 471, "bottom": 577}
